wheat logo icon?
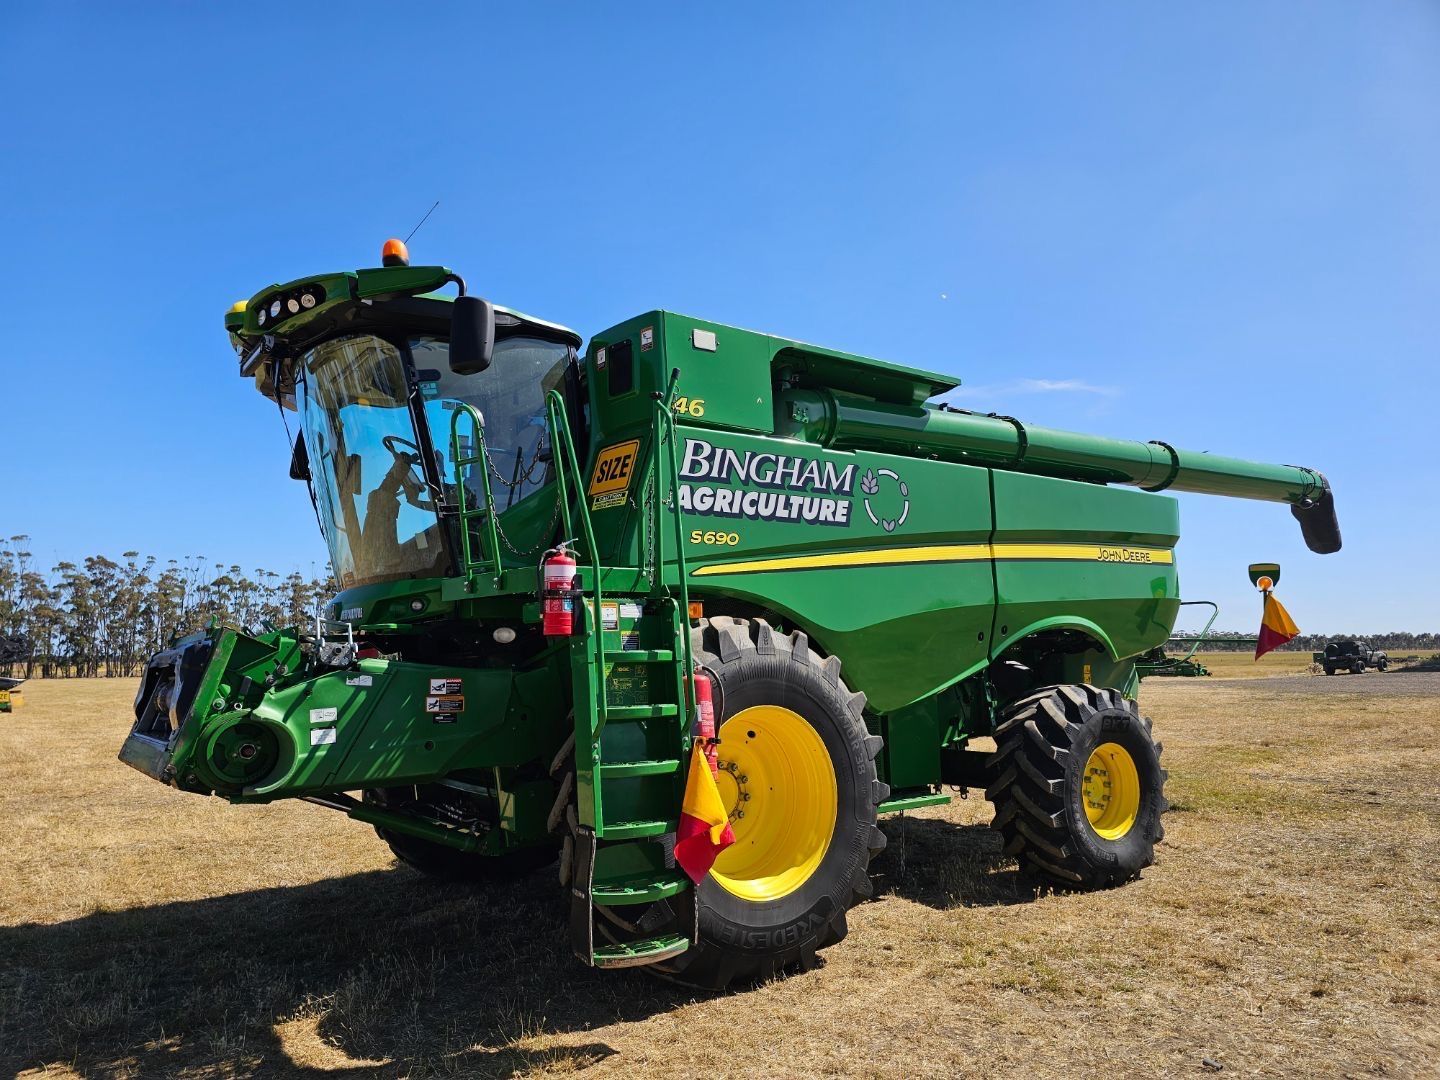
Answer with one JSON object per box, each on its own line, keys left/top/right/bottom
{"left": 860, "top": 467, "right": 910, "bottom": 533}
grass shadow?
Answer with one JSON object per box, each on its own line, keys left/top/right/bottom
{"left": 873, "top": 815, "right": 1035, "bottom": 911}
{"left": 3, "top": 816, "right": 1048, "bottom": 1075}
{"left": 0, "top": 865, "right": 704, "bottom": 1078}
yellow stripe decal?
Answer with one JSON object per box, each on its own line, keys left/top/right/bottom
{"left": 691, "top": 543, "right": 1172, "bottom": 577}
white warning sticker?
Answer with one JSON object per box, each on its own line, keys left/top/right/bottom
{"left": 428, "top": 678, "right": 463, "bottom": 695}
{"left": 309, "top": 707, "right": 338, "bottom": 725}
{"left": 345, "top": 675, "right": 373, "bottom": 687}
{"left": 311, "top": 727, "right": 337, "bottom": 746}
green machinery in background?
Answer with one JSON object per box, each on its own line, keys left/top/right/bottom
{"left": 1136, "top": 601, "right": 1221, "bottom": 677}
{"left": 0, "top": 678, "right": 23, "bottom": 713}
{"left": 119, "top": 244, "right": 1341, "bottom": 987}
{"left": 0, "top": 634, "right": 28, "bottom": 712}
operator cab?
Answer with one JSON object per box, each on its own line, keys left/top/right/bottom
{"left": 228, "top": 246, "right": 585, "bottom": 590}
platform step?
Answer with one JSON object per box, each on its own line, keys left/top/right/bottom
{"left": 599, "top": 758, "right": 680, "bottom": 779}
{"left": 592, "top": 868, "right": 691, "bottom": 906}
{"left": 592, "top": 933, "right": 690, "bottom": 969}
{"left": 600, "top": 818, "right": 676, "bottom": 840}
{"left": 606, "top": 704, "right": 679, "bottom": 721}
{"left": 604, "top": 649, "right": 674, "bottom": 663}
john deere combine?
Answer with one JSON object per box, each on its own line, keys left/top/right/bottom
{"left": 120, "top": 244, "right": 1341, "bottom": 986}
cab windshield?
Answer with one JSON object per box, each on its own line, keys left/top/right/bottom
{"left": 297, "top": 332, "right": 571, "bottom": 588}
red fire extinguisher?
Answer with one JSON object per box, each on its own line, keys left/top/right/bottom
{"left": 693, "top": 665, "right": 719, "bottom": 776}
{"left": 541, "top": 544, "right": 578, "bottom": 637}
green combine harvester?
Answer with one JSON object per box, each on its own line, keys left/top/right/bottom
{"left": 120, "top": 242, "right": 1341, "bottom": 987}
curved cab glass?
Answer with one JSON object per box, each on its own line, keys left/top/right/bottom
{"left": 297, "top": 332, "right": 572, "bottom": 589}
{"left": 298, "top": 335, "right": 444, "bottom": 588}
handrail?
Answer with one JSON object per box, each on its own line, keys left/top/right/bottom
{"left": 449, "top": 403, "right": 502, "bottom": 584}
{"left": 543, "top": 394, "right": 578, "bottom": 547}
{"left": 545, "top": 390, "right": 607, "bottom": 729}
{"left": 1175, "top": 600, "right": 1220, "bottom": 664}
{"left": 653, "top": 371, "right": 696, "bottom": 720}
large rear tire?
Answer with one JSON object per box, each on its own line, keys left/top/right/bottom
{"left": 986, "top": 684, "right": 1166, "bottom": 890}
{"left": 638, "top": 617, "right": 887, "bottom": 989}
{"left": 364, "top": 786, "right": 557, "bottom": 882}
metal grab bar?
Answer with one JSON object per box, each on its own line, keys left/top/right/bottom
{"left": 545, "top": 391, "right": 608, "bottom": 728}
{"left": 449, "top": 403, "right": 502, "bottom": 584}
{"left": 652, "top": 371, "right": 696, "bottom": 720}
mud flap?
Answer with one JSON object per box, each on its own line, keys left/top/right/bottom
{"left": 568, "top": 825, "right": 597, "bottom": 965}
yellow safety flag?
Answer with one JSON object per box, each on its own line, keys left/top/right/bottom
{"left": 674, "top": 744, "right": 736, "bottom": 882}
{"left": 1255, "top": 591, "right": 1300, "bottom": 659}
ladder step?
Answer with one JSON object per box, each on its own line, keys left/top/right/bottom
{"left": 592, "top": 933, "right": 690, "bottom": 969}
{"left": 592, "top": 868, "right": 691, "bottom": 905}
{"left": 606, "top": 704, "right": 679, "bottom": 721}
{"left": 601, "top": 819, "right": 675, "bottom": 840}
{"left": 599, "top": 758, "right": 681, "bottom": 778}
{"left": 604, "top": 649, "right": 674, "bottom": 663}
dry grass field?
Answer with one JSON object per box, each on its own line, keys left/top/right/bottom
{"left": 2, "top": 673, "right": 1437, "bottom": 1079}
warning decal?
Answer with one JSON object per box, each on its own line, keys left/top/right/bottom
{"left": 588, "top": 439, "right": 640, "bottom": 510}
{"left": 426, "top": 695, "right": 464, "bottom": 720}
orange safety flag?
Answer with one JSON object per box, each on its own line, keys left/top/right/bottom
{"left": 674, "top": 743, "right": 736, "bottom": 883}
{"left": 1255, "top": 591, "right": 1300, "bottom": 659}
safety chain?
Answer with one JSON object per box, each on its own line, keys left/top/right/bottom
{"left": 487, "top": 494, "right": 563, "bottom": 559}
{"left": 450, "top": 435, "right": 560, "bottom": 560}
{"left": 484, "top": 440, "right": 548, "bottom": 492}
{"left": 628, "top": 479, "right": 656, "bottom": 583}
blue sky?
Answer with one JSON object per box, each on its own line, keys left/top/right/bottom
{"left": 2, "top": 3, "right": 1436, "bottom": 631}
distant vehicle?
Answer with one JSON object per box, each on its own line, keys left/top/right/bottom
{"left": 0, "top": 634, "right": 28, "bottom": 713}
{"left": 1315, "top": 640, "right": 1388, "bottom": 675}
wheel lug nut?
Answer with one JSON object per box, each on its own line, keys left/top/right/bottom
{"left": 738, "top": 775, "right": 748, "bottom": 784}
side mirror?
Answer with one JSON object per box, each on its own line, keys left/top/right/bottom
{"left": 289, "top": 431, "right": 310, "bottom": 481}
{"left": 449, "top": 294, "right": 495, "bottom": 375}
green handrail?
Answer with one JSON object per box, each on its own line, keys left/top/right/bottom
{"left": 545, "top": 391, "right": 607, "bottom": 728}
{"left": 449, "top": 403, "right": 502, "bottom": 584}
{"left": 653, "top": 372, "right": 696, "bottom": 720}
{"left": 543, "top": 395, "right": 577, "bottom": 546}
{"left": 1175, "top": 601, "right": 1221, "bottom": 664}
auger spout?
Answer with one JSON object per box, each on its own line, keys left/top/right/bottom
{"left": 775, "top": 387, "right": 1341, "bottom": 553}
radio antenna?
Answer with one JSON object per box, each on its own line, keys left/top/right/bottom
{"left": 404, "top": 200, "right": 440, "bottom": 245}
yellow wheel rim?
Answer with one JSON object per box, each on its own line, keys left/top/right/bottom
{"left": 710, "top": 704, "right": 838, "bottom": 902}
{"left": 1081, "top": 741, "right": 1141, "bottom": 840}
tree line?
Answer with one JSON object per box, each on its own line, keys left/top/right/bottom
{"left": 0, "top": 536, "right": 333, "bottom": 679}
{"left": 2, "top": 533, "right": 1432, "bottom": 677}
{"left": 1168, "top": 629, "right": 1438, "bottom": 653}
